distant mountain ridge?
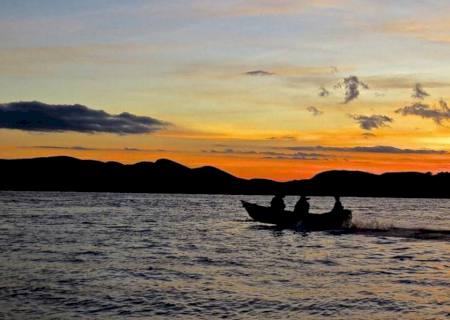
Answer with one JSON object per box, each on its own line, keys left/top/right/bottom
{"left": 0, "top": 156, "right": 449, "bottom": 198}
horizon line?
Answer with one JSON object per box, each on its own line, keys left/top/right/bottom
{"left": 1, "top": 155, "right": 448, "bottom": 182}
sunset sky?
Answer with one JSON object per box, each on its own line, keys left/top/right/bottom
{"left": 1, "top": 0, "right": 450, "bottom": 180}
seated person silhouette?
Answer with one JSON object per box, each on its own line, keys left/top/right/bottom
{"left": 270, "top": 194, "right": 286, "bottom": 213}
{"left": 331, "top": 195, "right": 344, "bottom": 213}
{"left": 294, "top": 195, "right": 310, "bottom": 218}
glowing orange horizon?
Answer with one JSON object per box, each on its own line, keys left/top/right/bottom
{"left": 1, "top": 147, "right": 449, "bottom": 182}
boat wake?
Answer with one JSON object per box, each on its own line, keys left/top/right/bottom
{"left": 326, "top": 219, "right": 450, "bottom": 241}
{"left": 342, "top": 226, "right": 450, "bottom": 241}
{"left": 248, "top": 219, "right": 450, "bottom": 241}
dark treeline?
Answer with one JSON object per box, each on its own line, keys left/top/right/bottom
{"left": 1, "top": 156, "right": 449, "bottom": 198}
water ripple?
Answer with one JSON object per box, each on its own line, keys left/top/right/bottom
{"left": 0, "top": 192, "right": 449, "bottom": 319}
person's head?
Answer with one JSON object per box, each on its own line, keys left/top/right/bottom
{"left": 334, "top": 195, "right": 340, "bottom": 201}
{"left": 300, "top": 195, "right": 310, "bottom": 201}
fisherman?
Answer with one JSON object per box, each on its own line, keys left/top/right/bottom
{"left": 270, "top": 194, "right": 286, "bottom": 213}
{"left": 331, "top": 195, "right": 344, "bottom": 212}
{"left": 294, "top": 195, "right": 310, "bottom": 217}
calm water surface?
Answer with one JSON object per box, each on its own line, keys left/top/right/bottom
{"left": 0, "top": 192, "right": 449, "bottom": 319}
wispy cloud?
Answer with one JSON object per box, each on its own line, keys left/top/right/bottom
{"left": 318, "top": 86, "right": 330, "bottom": 97}
{"left": 395, "top": 100, "right": 450, "bottom": 125}
{"left": 0, "top": 44, "right": 159, "bottom": 75}
{"left": 203, "top": 148, "right": 258, "bottom": 155}
{"left": 177, "top": 64, "right": 349, "bottom": 84}
{"left": 365, "top": 76, "right": 450, "bottom": 90}
{"left": 362, "top": 132, "right": 376, "bottom": 139}
{"left": 203, "top": 144, "right": 448, "bottom": 158}
{"left": 285, "top": 145, "right": 447, "bottom": 154}
{"left": 28, "top": 145, "right": 168, "bottom": 152}
{"left": 381, "top": 17, "right": 450, "bottom": 43}
{"left": 266, "top": 135, "right": 297, "bottom": 141}
{"left": 31, "top": 145, "right": 98, "bottom": 151}
{"left": 411, "top": 83, "right": 429, "bottom": 99}
{"left": 273, "top": 65, "right": 347, "bottom": 77}
{"left": 349, "top": 114, "right": 393, "bottom": 130}
{"left": 244, "top": 70, "right": 274, "bottom": 76}
{"left": 330, "top": 66, "right": 339, "bottom": 74}
{"left": 307, "top": 106, "right": 323, "bottom": 116}
{"left": 202, "top": 148, "right": 328, "bottom": 160}
{"left": 200, "top": 0, "right": 348, "bottom": 17}
{"left": 264, "top": 152, "right": 329, "bottom": 160}
{"left": 0, "top": 101, "right": 169, "bottom": 134}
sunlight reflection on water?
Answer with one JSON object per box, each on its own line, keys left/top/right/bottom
{"left": 0, "top": 192, "right": 449, "bottom": 319}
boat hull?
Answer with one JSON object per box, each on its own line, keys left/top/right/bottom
{"left": 241, "top": 200, "right": 352, "bottom": 230}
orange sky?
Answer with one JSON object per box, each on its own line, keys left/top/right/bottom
{"left": 1, "top": 1, "right": 450, "bottom": 181}
{"left": 1, "top": 144, "right": 449, "bottom": 181}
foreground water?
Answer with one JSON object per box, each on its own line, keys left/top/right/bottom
{"left": 0, "top": 192, "right": 449, "bottom": 319}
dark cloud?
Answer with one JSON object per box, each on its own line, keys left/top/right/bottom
{"left": 202, "top": 149, "right": 327, "bottom": 160}
{"left": 31, "top": 145, "right": 97, "bottom": 150}
{"left": 123, "top": 147, "right": 144, "bottom": 151}
{"left": 203, "top": 145, "right": 447, "bottom": 160}
{"left": 263, "top": 152, "right": 329, "bottom": 160}
{"left": 203, "top": 149, "right": 298, "bottom": 156}
{"left": 262, "top": 151, "right": 294, "bottom": 156}
{"left": 350, "top": 146, "right": 446, "bottom": 154}
{"left": 244, "top": 70, "right": 274, "bottom": 76}
{"left": 306, "top": 106, "right": 323, "bottom": 116}
{"left": 0, "top": 101, "right": 168, "bottom": 134}
{"left": 349, "top": 114, "right": 393, "bottom": 130}
{"left": 395, "top": 100, "right": 450, "bottom": 125}
{"left": 411, "top": 83, "right": 429, "bottom": 100}
{"left": 336, "top": 76, "right": 369, "bottom": 103}
{"left": 318, "top": 86, "right": 330, "bottom": 97}
{"left": 439, "top": 98, "right": 450, "bottom": 111}
{"left": 28, "top": 145, "right": 167, "bottom": 152}
{"left": 203, "top": 149, "right": 258, "bottom": 155}
{"left": 123, "top": 147, "right": 167, "bottom": 152}
{"left": 284, "top": 145, "right": 446, "bottom": 154}
{"left": 362, "top": 132, "right": 376, "bottom": 139}
{"left": 266, "top": 135, "right": 297, "bottom": 141}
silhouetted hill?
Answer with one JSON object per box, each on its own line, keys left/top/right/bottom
{"left": 0, "top": 156, "right": 449, "bottom": 198}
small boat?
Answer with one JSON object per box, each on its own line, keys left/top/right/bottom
{"left": 241, "top": 200, "right": 352, "bottom": 230}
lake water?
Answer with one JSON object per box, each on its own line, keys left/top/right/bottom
{"left": 0, "top": 192, "right": 449, "bottom": 319}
